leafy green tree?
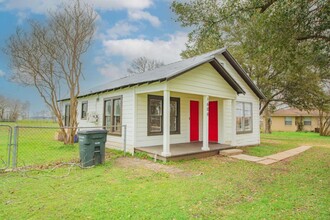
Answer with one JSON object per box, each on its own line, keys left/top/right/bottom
{"left": 171, "top": 0, "right": 329, "bottom": 133}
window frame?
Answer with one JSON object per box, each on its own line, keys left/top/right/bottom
{"left": 236, "top": 101, "right": 253, "bottom": 134}
{"left": 147, "top": 95, "right": 181, "bottom": 136}
{"left": 103, "top": 96, "right": 123, "bottom": 136}
{"left": 303, "top": 117, "right": 312, "bottom": 126}
{"left": 81, "top": 101, "right": 88, "bottom": 120}
{"left": 170, "top": 97, "right": 180, "bottom": 135}
{"left": 284, "top": 116, "right": 292, "bottom": 125}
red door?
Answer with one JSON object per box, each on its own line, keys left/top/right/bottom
{"left": 209, "top": 101, "right": 218, "bottom": 142}
{"left": 190, "top": 101, "right": 199, "bottom": 142}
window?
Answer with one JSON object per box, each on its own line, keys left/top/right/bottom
{"left": 303, "top": 117, "right": 312, "bottom": 126}
{"left": 81, "top": 102, "right": 88, "bottom": 120}
{"left": 148, "top": 95, "right": 180, "bottom": 135}
{"left": 170, "top": 97, "right": 180, "bottom": 134}
{"left": 103, "top": 96, "right": 122, "bottom": 135}
{"left": 285, "top": 116, "right": 292, "bottom": 125}
{"left": 64, "top": 104, "right": 70, "bottom": 127}
{"left": 236, "top": 102, "right": 252, "bottom": 134}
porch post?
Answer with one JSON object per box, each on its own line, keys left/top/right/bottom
{"left": 202, "top": 95, "right": 210, "bottom": 151}
{"left": 231, "top": 99, "right": 237, "bottom": 146}
{"left": 162, "top": 90, "right": 171, "bottom": 156}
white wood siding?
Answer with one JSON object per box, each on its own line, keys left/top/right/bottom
{"left": 65, "top": 88, "right": 136, "bottom": 152}
{"left": 216, "top": 54, "right": 261, "bottom": 146}
{"left": 61, "top": 53, "right": 261, "bottom": 150}
{"left": 168, "top": 63, "right": 236, "bottom": 99}
{"left": 136, "top": 92, "right": 205, "bottom": 147}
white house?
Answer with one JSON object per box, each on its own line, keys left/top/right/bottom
{"left": 60, "top": 48, "right": 265, "bottom": 161}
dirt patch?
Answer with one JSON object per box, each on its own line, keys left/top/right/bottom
{"left": 115, "top": 157, "right": 196, "bottom": 176}
{"left": 261, "top": 139, "right": 282, "bottom": 144}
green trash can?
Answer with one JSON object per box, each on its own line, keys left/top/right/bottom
{"left": 77, "top": 129, "right": 107, "bottom": 167}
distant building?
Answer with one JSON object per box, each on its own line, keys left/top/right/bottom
{"left": 271, "top": 108, "right": 319, "bottom": 132}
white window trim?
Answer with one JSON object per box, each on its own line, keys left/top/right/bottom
{"left": 236, "top": 101, "right": 253, "bottom": 134}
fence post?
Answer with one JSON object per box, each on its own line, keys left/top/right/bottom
{"left": 123, "top": 125, "right": 127, "bottom": 156}
{"left": 7, "top": 126, "right": 12, "bottom": 169}
{"left": 12, "top": 126, "right": 18, "bottom": 168}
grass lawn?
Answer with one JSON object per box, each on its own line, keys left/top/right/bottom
{"left": 0, "top": 131, "right": 329, "bottom": 219}
{"left": 244, "top": 131, "right": 330, "bottom": 157}
{"left": 0, "top": 120, "right": 78, "bottom": 168}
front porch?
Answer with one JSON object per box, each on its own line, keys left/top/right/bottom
{"left": 132, "top": 62, "right": 241, "bottom": 159}
{"left": 135, "top": 142, "right": 234, "bottom": 162}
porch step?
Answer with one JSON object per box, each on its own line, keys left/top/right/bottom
{"left": 219, "top": 149, "right": 243, "bottom": 156}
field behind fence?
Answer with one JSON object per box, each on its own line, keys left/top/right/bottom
{"left": 0, "top": 122, "right": 125, "bottom": 170}
{"left": 0, "top": 125, "right": 11, "bottom": 169}
{"left": 15, "top": 126, "right": 80, "bottom": 168}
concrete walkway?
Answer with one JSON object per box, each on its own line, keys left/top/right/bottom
{"left": 229, "top": 146, "right": 312, "bottom": 165}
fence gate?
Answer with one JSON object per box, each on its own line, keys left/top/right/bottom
{"left": 0, "top": 125, "right": 12, "bottom": 170}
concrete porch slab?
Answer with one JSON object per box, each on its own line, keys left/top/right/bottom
{"left": 135, "top": 142, "right": 233, "bottom": 161}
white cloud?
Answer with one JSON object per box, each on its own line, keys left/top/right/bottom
{"left": 102, "top": 21, "right": 139, "bottom": 40}
{"left": 89, "top": 0, "right": 153, "bottom": 11}
{"left": 128, "top": 10, "right": 161, "bottom": 27}
{"left": 0, "top": 0, "right": 154, "bottom": 14}
{"left": 102, "top": 32, "right": 188, "bottom": 64}
{"left": 96, "top": 32, "right": 188, "bottom": 79}
{"left": 0, "top": 69, "right": 5, "bottom": 77}
{"left": 98, "top": 62, "right": 128, "bottom": 78}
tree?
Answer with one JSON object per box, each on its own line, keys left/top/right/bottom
{"left": 312, "top": 83, "right": 330, "bottom": 136}
{"left": 21, "top": 101, "right": 30, "bottom": 120}
{"left": 0, "top": 95, "right": 28, "bottom": 122}
{"left": 127, "top": 57, "right": 164, "bottom": 74}
{"left": 0, "top": 95, "right": 8, "bottom": 120}
{"left": 172, "top": 0, "right": 330, "bottom": 133}
{"left": 8, "top": 99, "right": 21, "bottom": 121}
{"left": 4, "top": 0, "right": 97, "bottom": 144}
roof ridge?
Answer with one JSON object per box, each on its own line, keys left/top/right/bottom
{"left": 96, "top": 47, "right": 227, "bottom": 84}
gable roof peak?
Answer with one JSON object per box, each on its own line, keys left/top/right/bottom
{"left": 59, "top": 47, "right": 265, "bottom": 101}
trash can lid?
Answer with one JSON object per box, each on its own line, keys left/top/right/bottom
{"left": 77, "top": 129, "right": 108, "bottom": 135}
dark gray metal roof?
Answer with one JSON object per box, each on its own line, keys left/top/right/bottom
{"left": 59, "top": 48, "right": 265, "bottom": 100}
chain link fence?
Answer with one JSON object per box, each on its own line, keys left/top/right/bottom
{"left": 0, "top": 125, "right": 12, "bottom": 170}
{"left": 0, "top": 125, "right": 127, "bottom": 170}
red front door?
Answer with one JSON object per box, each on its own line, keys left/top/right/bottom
{"left": 209, "top": 101, "right": 218, "bottom": 142}
{"left": 190, "top": 101, "right": 199, "bottom": 142}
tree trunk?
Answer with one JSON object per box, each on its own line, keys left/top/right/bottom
{"left": 319, "top": 111, "right": 330, "bottom": 136}
{"left": 264, "top": 106, "right": 272, "bottom": 134}
{"left": 296, "top": 116, "right": 304, "bottom": 132}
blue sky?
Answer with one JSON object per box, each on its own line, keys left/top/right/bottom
{"left": 0, "top": 0, "right": 189, "bottom": 114}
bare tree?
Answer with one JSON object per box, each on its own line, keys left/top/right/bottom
{"left": 0, "top": 95, "right": 29, "bottom": 121}
{"left": 8, "top": 99, "right": 22, "bottom": 121}
{"left": 127, "top": 57, "right": 164, "bottom": 74}
{"left": 21, "top": 101, "right": 30, "bottom": 119}
{"left": 4, "top": 0, "right": 96, "bottom": 144}
{"left": 0, "top": 95, "right": 8, "bottom": 120}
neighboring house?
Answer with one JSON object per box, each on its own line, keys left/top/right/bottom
{"left": 59, "top": 48, "right": 265, "bottom": 159}
{"left": 271, "top": 108, "right": 319, "bottom": 132}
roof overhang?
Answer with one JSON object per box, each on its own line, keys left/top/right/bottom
{"left": 166, "top": 58, "right": 245, "bottom": 96}
{"left": 222, "top": 51, "right": 266, "bottom": 99}
{"left": 58, "top": 48, "right": 265, "bottom": 102}
{"left": 209, "top": 59, "right": 245, "bottom": 95}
